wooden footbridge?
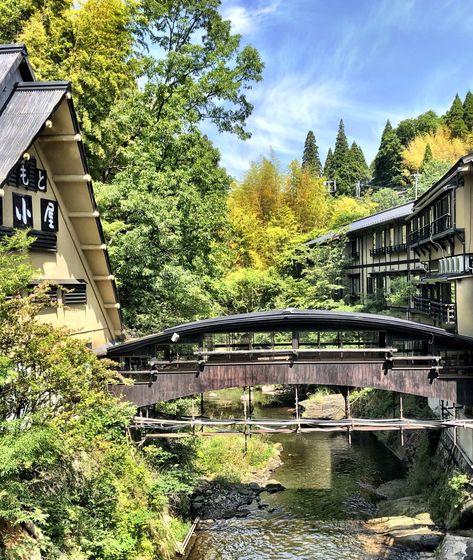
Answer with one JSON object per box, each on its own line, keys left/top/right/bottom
{"left": 106, "top": 309, "right": 473, "bottom": 406}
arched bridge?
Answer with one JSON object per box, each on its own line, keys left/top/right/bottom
{"left": 107, "top": 309, "right": 473, "bottom": 406}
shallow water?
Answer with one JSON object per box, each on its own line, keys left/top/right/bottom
{"left": 186, "top": 390, "right": 417, "bottom": 560}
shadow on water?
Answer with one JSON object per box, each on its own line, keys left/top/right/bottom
{"left": 186, "top": 389, "right": 418, "bottom": 560}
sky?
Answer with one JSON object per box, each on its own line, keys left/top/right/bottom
{"left": 206, "top": 0, "right": 473, "bottom": 179}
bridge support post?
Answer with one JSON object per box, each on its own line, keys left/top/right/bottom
{"left": 200, "top": 393, "right": 204, "bottom": 432}
{"left": 344, "top": 387, "right": 352, "bottom": 446}
{"left": 453, "top": 402, "right": 457, "bottom": 446}
{"left": 295, "top": 386, "right": 301, "bottom": 432}
{"left": 400, "top": 395, "right": 404, "bottom": 447}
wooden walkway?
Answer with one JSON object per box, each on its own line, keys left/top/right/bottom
{"left": 133, "top": 415, "right": 473, "bottom": 439}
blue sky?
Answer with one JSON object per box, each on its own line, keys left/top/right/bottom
{"left": 208, "top": 0, "right": 473, "bottom": 179}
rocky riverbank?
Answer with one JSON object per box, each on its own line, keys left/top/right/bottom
{"left": 190, "top": 442, "right": 284, "bottom": 520}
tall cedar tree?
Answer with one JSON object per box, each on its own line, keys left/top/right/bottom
{"left": 331, "top": 119, "right": 354, "bottom": 195}
{"left": 463, "top": 91, "right": 473, "bottom": 132}
{"left": 445, "top": 93, "right": 467, "bottom": 138}
{"left": 323, "top": 148, "right": 334, "bottom": 178}
{"left": 302, "top": 130, "right": 322, "bottom": 176}
{"left": 349, "top": 141, "right": 370, "bottom": 184}
{"left": 372, "top": 120, "right": 404, "bottom": 189}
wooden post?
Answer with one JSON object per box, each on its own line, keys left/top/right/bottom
{"left": 200, "top": 393, "right": 204, "bottom": 432}
{"left": 345, "top": 387, "right": 352, "bottom": 446}
{"left": 295, "top": 385, "right": 301, "bottom": 432}
{"left": 453, "top": 402, "right": 457, "bottom": 446}
{"left": 292, "top": 331, "right": 299, "bottom": 350}
{"left": 400, "top": 395, "right": 404, "bottom": 447}
{"left": 243, "top": 396, "right": 248, "bottom": 454}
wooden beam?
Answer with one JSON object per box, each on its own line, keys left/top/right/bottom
{"left": 93, "top": 275, "right": 115, "bottom": 281}
{"left": 53, "top": 174, "right": 91, "bottom": 183}
{"left": 40, "top": 134, "right": 82, "bottom": 142}
{"left": 81, "top": 244, "right": 107, "bottom": 251}
{"left": 69, "top": 211, "right": 100, "bottom": 218}
{"left": 105, "top": 303, "right": 121, "bottom": 309}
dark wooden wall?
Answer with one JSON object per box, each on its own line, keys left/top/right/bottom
{"left": 110, "top": 362, "right": 472, "bottom": 406}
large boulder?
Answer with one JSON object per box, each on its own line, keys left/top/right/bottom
{"left": 366, "top": 514, "right": 444, "bottom": 551}
{"left": 437, "top": 534, "right": 473, "bottom": 559}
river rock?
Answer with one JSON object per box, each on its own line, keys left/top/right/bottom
{"left": 377, "top": 496, "right": 429, "bottom": 518}
{"left": 437, "top": 534, "right": 473, "bottom": 559}
{"left": 376, "top": 479, "right": 408, "bottom": 500}
{"left": 366, "top": 514, "right": 444, "bottom": 551}
{"left": 264, "top": 482, "right": 285, "bottom": 494}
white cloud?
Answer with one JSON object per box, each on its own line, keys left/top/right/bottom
{"left": 220, "top": 1, "right": 281, "bottom": 35}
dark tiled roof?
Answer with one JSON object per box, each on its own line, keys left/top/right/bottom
{"left": 307, "top": 202, "right": 414, "bottom": 246}
{"left": 0, "top": 82, "right": 69, "bottom": 186}
{"left": 106, "top": 307, "right": 473, "bottom": 355}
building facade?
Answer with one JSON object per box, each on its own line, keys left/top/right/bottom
{"left": 309, "top": 154, "right": 473, "bottom": 339}
{"left": 0, "top": 44, "right": 122, "bottom": 349}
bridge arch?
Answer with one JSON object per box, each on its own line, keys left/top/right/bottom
{"left": 106, "top": 309, "right": 473, "bottom": 406}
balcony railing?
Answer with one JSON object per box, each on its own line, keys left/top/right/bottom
{"left": 370, "top": 243, "right": 407, "bottom": 257}
{"left": 409, "top": 214, "right": 452, "bottom": 245}
{"left": 413, "top": 296, "right": 456, "bottom": 324}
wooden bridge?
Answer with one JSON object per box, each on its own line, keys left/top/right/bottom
{"left": 106, "top": 309, "right": 473, "bottom": 406}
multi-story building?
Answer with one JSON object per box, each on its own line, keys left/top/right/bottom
{"left": 309, "top": 153, "right": 473, "bottom": 339}
{"left": 0, "top": 44, "right": 123, "bottom": 349}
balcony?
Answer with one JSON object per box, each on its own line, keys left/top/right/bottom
{"left": 409, "top": 214, "right": 453, "bottom": 245}
{"left": 413, "top": 296, "right": 456, "bottom": 324}
{"left": 370, "top": 243, "right": 407, "bottom": 257}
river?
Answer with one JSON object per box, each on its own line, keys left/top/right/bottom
{"left": 186, "top": 388, "right": 418, "bottom": 560}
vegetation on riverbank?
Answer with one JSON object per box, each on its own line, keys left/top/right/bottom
{"left": 0, "top": 233, "right": 279, "bottom": 559}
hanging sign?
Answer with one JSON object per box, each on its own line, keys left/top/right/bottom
{"left": 7, "top": 158, "right": 47, "bottom": 192}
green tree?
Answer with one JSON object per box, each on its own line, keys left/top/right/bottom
{"left": 330, "top": 119, "right": 354, "bottom": 195}
{"left": 407, "top": 158, "right": 451, "bottom": 199}
{"left": 463, "top": 90, "right": 473, "bottom": 132}
{"left": 372, "top": 188, "right": 407, "bottom": 211}
{"left": 445, "top": 93, "right": 467, "bottom": 138}
{"left": 302, "top": 130, "right": 322, "bottom": 176}
{"left": 372, "top": 120, "right": 405, "bottom": 189}
{"left": 396, "top": 111, "right": 440, "bottom": 147}
{"left": 421, "top": 143, "right": 433, "bottom": 169}
{"left": 0, "top": 232, "right": 190, "bottom": 559}
{"left": 323, "top": 147, "right": 334, "bottom": 179}
{"left": 349, "top": 141, "right": 370, "bottom": 185}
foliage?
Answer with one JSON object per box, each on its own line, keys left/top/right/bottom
{"left": 396, "top": 111, "right": 441, "bottom": 147}
{"left": 328, "top": 195, "right": 377, "bottom": 229}
{"left": 0, "top": 232, "right": 193, "bottom": 559}
{"left": 349, "top": 141, "right": 370, "bottom": 185}
{"left": 323, "top": 147, "right": 334, "bottom": 178}
{"left": 372, "top": 120, "right": 405, "bottom": 189}
{"left": 372, "top": 188, "right": 407, "bottom": 211}
{"left": 302, "top": 130, "right": 322, "bottom": 176}
{"left": 402, "top": 126, "right": 471, "bottom": 172}
{"left": 329, "top": 119, "right": 354, "bottom": 195}
{"left": 463, "top": 91, "right": 473, "bottom": 132}
{"left": 385, "top": 277, "right": 417, "bottom": 307}
{"left": 445, "top": 93, "right": 468, "bottom": 138}
{"left": 406, "top": 158, "right": 451, "bottom": 199}
{"left": 196, "top": 435, "right": 274, "bottom": 483}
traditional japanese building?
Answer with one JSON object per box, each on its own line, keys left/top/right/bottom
{"left": 308, "top": 154, "right": 473, "bottom": 338}
{"left": 0, "top": 44, "right": 123, "bottom": 349}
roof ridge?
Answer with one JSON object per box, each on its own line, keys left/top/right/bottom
{"left": 0, "top": 44, "right": 27, "bottom": 55}
{"left": 16, "top": 81, "right": 70, "bottom": 91}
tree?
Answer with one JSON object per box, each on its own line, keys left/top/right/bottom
{"left": 372, "top": 188, "right": 407, "bottom": 211}
{"left": 402, "top": 126, "right": 471, "bottom": 171}
{"left": 407, "top": 159, "right": 451, "bottom": 199}
{"left": 349, "top": 141, "right": 370, "bottom": 185}
{"left": 396, "top": 111, "right": 440, "bottom": 146}
{"left": 284, "top": 161, "right": 329, "bottom": 232}
{"left": 302, "top": 130, "right": 322, "bottom": 176}
{"left": 463, "top": 91, "right": 473, "bottom": 132}
{"left": 421, "top": 143, "right": 433, "bottom": 169}
{"left": 330, "top": 119, "right": 354, "bottom": 195}
{"left": 0, "top": 232, "right": 190, "bottom": 559}
{"left": 323, "top": 148, "right": 335, "bottom": 178}
{"left": 445, "top": 93, "right": 467, "bottom": 138}
{"left": 372, "top": 120, "right": 405, "bottom": 189}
